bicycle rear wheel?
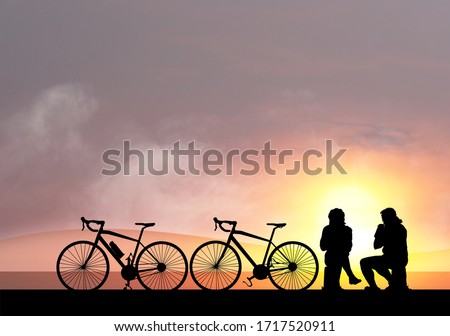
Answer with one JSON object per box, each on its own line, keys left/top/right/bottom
{"left": 56, "top": 240, "right": 109, "bottom": 290}
{"left": 190, "top": 241, "right": 241, "bottom": 290}
{"left": 136, "top": 241, "right": 188, "bottom": 290}
{"left": 268, "top": 241, "right": 318, "bottom": 290}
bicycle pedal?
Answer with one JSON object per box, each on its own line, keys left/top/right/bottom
{"left": 243, "top": 277, "right": 253, "bottom": 287}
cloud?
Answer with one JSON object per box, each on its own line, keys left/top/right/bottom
{"left": 0, "top": 83, "right": 98, "bottom": 238}
{"left": 1, "top": 83, "right": 97, "bottom": 168}
{"left": 22, "top": 83, "right": 97, "bottom": 153}
{"left": 360, "top": 126, "right": 412, "bottom": 148}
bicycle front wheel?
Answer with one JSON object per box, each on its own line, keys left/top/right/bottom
{"left": 268, "top": 241, "right": 318, "bottom": 290}
{"left": 56, "top": 240, "right": 109, "bottom": 290}
{"left": 136, "top": 241, "right": 188, "bottom": 290}
{"left": 190, "top": 241, "right": 241, "bottom": 290}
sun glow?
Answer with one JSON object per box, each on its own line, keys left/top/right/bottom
{"left": 292, "top": 159, "right": 417, "bottom": 257}
{"left": 315, "top": 182, "right": 385, "bottom": 261}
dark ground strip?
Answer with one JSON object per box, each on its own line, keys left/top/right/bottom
{"left": 1, "top": 290, "right": 449, "bottom": 316}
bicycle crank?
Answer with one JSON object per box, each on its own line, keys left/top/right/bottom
{"left": 121, "top": 265, "right": 138, "bottom": 281}
{"left": 253, "top": 264, "right": 269, "bottom": 280}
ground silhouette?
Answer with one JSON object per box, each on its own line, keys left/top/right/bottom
{"left": 1, "top": 289, "right": 449, "bottom": 316}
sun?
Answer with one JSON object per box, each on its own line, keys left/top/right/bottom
{"left": 313, "top": 180, "right": 387, "bottom": 261}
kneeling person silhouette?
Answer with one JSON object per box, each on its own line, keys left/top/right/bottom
{"left": 360, "top": 207, "right": 409, "bottom": 292}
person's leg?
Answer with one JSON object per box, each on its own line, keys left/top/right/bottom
{"left": 323, "top": 254, "right": 342, "bottom": 290}
{"left": 360, "top": 257, "right": 377, "bottom": 288}
{"left": 360, "top": 256, "right": 389, "bottom": 289}
{"left": 390, "top": 265, "right": 408, "bottom": 289}
{"left": 342, "top": 256, "right": 361, "bottom": 284}
{"left": 372, "top": 260, "right": 392, "bottom": 283}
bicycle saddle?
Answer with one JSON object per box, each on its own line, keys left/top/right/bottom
{"left": 135, "top": 222, "right": 155, "bottom": 227}
{"left": 267, "top": 223, "right": 286, "bottom": 228}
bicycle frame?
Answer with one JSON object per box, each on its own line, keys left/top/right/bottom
{"left": 220, "top": 224, "right": 280, "bottom": 268}
{"left": 86, "top": 224, "right": 147, "bottom": 268}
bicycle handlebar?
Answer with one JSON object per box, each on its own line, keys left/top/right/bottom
{"left": 213, "top": 217, "right": 237, "bottom": 232}
{"left": 80, "top": 216, "right": 105, "bottom": 232}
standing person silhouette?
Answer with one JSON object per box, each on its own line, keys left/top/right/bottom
{"left": 320, "top": 208, "right": 361, "bottom": 290}
{"left": 360, "top": 207, "right": 409, "bottom": 291}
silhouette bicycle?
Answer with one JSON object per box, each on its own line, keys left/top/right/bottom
{"left": 189, "top": 217, "right": 319, "bottom": 290}
{"left": 56, "top": 217, "right": 188, "bottom": 290}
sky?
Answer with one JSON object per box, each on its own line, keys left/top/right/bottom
{"left": 1, "top": 1, "right": 450, "bottom": 270}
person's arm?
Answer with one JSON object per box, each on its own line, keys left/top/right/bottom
{"left": 320, "top": 227, "right": 329, "bottom": 251}
{"left": 374, "top": 224, "right": 385, "bottom": 249}
{"left": 347, "top": 227, "right": 353, "bottom": 253}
